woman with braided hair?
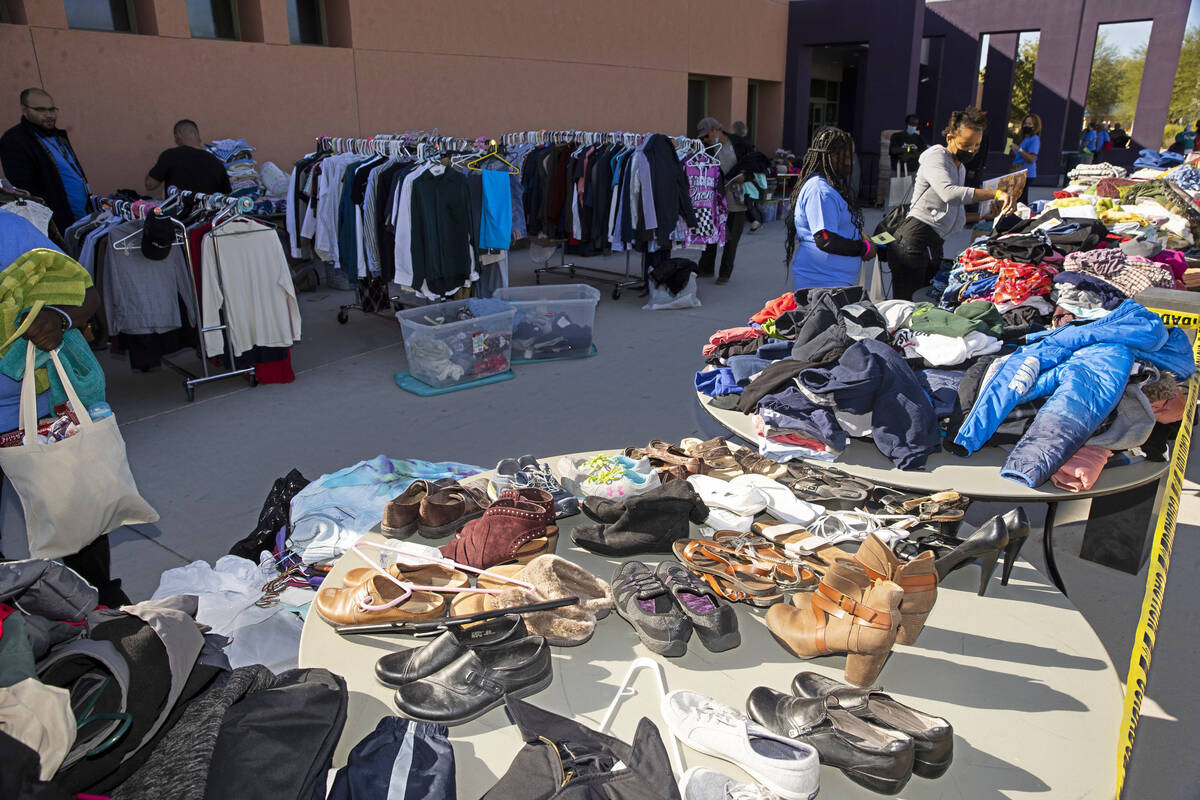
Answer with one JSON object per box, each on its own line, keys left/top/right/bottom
{"left": 786, "top": 126, "right": 875, "bottom": 290}
{"left": 889, "top": 107, "right": 1015, "bottom": 300}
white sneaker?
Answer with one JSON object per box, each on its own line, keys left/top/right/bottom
{"left": 679, "top": 766, "right": 780, "bottom": 800}
{"left": 556, "top": 454, "right": 660, "bottom": 499}
{"left": 662, "top": 690, "right": 819, "bottom": 800}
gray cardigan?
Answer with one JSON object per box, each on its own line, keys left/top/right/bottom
{"left": 906, "top": 145, "right": 976, "bottom": 240}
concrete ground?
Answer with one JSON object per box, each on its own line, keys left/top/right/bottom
{"left": 5, "top": 197, "right": 1195, "bottom": 798}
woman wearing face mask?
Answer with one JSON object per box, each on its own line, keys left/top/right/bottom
{"left": 1010, "top": 112, "right": 1041, "bottom": 204}
{"left": 888, "top": 107, "right": 1013, "bottom": 301}
{"left": 786, "top": 126, "right": 874, "bottom": 291}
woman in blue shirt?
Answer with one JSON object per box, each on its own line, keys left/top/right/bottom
{"left": 1010, "top": 113, "right": 1041, "bottom": 204}
{"left": 786, "top": 126, "right": 873, "bottom": 290}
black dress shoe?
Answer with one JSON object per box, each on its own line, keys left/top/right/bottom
{"left": 393, "top": 635, "right": 552, "bottom": 725}
{"left": 791, "top": 671, "right": 953, "bottom": 779}
{"left": 375, "top": 614, "right": 527, "bottom": 688}
{"left": 747, "top": 686, "right": 915, "bottom": 795}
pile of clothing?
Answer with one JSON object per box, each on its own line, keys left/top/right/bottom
{"left": 697, "top": 242, "right": 1195, "bottom": 488}
{"left": 0, "top": 559, "right": 347, "bottom": 800}
{"left": 207, "top": 138, "right": 262, "bottom": 198}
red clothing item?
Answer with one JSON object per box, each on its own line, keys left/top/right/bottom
{"left": 1052, "top": 445, "right": 1111, "bottom": 492}
{"left": 702, "top": 327, "right": 763, "bottom": 357}
{"left": 750, "top": 292, "right": 798, "bottom": 324}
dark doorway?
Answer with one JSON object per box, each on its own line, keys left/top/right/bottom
{"left": 688, "top": 77, "right": 708, "bottom": 140}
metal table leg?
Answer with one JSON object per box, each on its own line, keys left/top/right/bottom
{"left": 1042, "top": 501, "right": 1067, "bottom": 596}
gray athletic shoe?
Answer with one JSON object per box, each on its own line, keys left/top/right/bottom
{"left": 611, "top": 561, "right": 693, "bottom": 657}
{"left": 678, "top": 767, "right": 779, "bottom": 800}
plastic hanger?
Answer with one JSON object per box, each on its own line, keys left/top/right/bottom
{"left": 598, "top": 657, "right": 683, "bottom": 777}
{"left": 348, "top": 539, "right": 536, "bottom": 611}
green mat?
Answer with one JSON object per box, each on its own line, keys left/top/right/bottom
{"left": 511, "top": 344, "right": 598, "bottom": 365}
{"left": 394, "top": 370, "right": 515, "bottom": 396}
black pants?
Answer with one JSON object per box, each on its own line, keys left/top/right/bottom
{"left": 699, "top": 210, "right": 746, "bottom": 279}
{"left": 888, "top": 217, "right": 944, "bottom": 301}
{"left": 745, "top": 198, "right": 763, "bottom": 225}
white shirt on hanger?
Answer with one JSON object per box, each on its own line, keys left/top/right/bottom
{"left": 201, "top": 218, "right": 302, "bottom": 357}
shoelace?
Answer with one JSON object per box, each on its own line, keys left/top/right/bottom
{"left": 584, "top": 463, "right": 626, "bottom": 486}
{"left": 694, "top": 699, "right": 747, "bottom": 729}
{"left": 621, "top": 571, "right": 666, "bottom": 598}
{"left": 513, "top": 465, "right": 564, "bottom": 493}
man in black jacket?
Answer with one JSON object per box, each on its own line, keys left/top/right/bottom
{"left": 697, "top": 117, "right": 750, "bottom": 284}
{"left": 888, "top": 114, "right": 926, "bottom": 174}
{"left": 0, "top": 88, "right": 90, "bottom": 231}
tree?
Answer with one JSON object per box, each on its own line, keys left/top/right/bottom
{"left": 1084, "top": 33, "right": 1123, "bottom": 119}
{"left": 1114, "top": 44, "right": 1146, "bottom": 129}
{"left": 1169, "top": 26, "right": 1200, "bottom": 127}
{"left": 1009, "top": 39, "right": 1039, "bottom": 128}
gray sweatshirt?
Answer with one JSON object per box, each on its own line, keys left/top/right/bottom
{"left": 907, "top": 145, "right": 976, "bottom": 240}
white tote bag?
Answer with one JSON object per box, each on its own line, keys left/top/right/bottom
{"left": 0, "top": 342, "right": 158, "bottom": 558}
{"left": 886, "top": 164, "right": 914, "bottom": 211}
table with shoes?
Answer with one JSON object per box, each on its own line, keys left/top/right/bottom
{"left": 299, "top": 445, "right": 1121, "bottom": 799}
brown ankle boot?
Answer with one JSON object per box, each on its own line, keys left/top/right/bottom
{"left": 766, "top": 561, "right": 903, "bottom": 686}
{"left": 854, "top": 534, "right": 938, "bottom": 645}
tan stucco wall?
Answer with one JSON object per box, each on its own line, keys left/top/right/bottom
{"left": 0, "top": 0, "right": 786, "bottom": 195}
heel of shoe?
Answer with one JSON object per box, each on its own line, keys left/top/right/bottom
{"left": 976, "top": 548, "right": 1002, "bottom": 597}
{"left": 896, "top": 611, "right": 929, "bottom": 645}
{"left": 1000, "top": 534, "right": 1029, "bottom": 586}
{"left": 845, "top": 649, "right": 891, "bottom": 686}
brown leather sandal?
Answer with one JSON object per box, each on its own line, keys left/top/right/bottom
{"left": 710, "top": 531, "right": 824, "bottom": 589}
{"left": 672, "top": 539, "right": 779, "bottom": 598}
{"left": 680, "top": 437, "right": 743, "bottom": 479}
{"left": 697, "top": 570, "right": 783, "bottom": 607}
{"left": 728, "top": 443, "right": 788, "bottom": 480}
{"left": 886, "top": 491, "right": 969, "bottom": 523}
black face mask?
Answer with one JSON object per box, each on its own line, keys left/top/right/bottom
{"left": 952, "top": 148, "right": 975, "bottom": 163}
{"left": 1021, "top": 125, "right": 1034, "bottom": 138}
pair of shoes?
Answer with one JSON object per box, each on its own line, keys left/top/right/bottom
{"left": 556, "top": 454, "right": 661, "bottom": 499}
{"left": 439, "top": 487, "right": 559, "bottom": 570}
{"left": 765, "top": 561, "right": 903, "bottom": 686}
{"left": 678, "top": 767, "right": 780, "bottom": 799}
{"left": 387, "top": 617, "right": 553, "bottom": 725}
{"left": 445, "top": 555, "right": 613, "bottom": 646}
{"left": 894, "top": 508, "right": 1029, "bottom": 596}
{"left": 715, "top": 276, "right": 730, "bottom": 285}
{"left": 573, "top": 479, "right": 709, "bottom": 556}
{"left": 490, "top": 455, "right": 580, "bottom": 517}
{"left": 781, "top": 463, "right": 871, "bottom": 511}
{"left": 855, "top": 534, "right": 938, "bottom": 644}
{"left": 681, "top": 436, "right": 744, "bottom": 479}
{"left": 674, "top": 535, "right": 810, "bottom": 606}
{"left": 747, "top": 672, "right": 952, "bottom": 793}
{"left": 663, "top": 690, "right": 820, "bottom": 800}
{"left": 380, "top": 477, "right": 460, "bottom": 537}
{"left": 612, "top": 560, "right": 740, "bottom": 656}
{"left": 878, "top": 490, "right": 970, "bottom": 523}
{"left": 313, "top": 573, "right": 448, "bottom": 626}
{"left": 727, "top": 442, "right": 789, "bottom": 480}
{"left": 624, "top": 439, "right": 706, "bottom": 482}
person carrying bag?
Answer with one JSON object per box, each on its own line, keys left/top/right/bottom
{"left": 0, "top": 304, "right": 157, "bottom": 560}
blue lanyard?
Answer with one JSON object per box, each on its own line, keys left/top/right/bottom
{"left": 41, "top": 134, "right": 82, "bottom": 176}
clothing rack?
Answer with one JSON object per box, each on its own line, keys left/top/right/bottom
{"left": 312, "top": 132, "right": 492, "bottom": 323}
{"left": 91, "top": 190, "right": 260, "bottom": 401}
{"left": 503, "top": 129, "right": 710, "bottom": 298}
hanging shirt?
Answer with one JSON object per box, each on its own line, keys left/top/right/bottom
{"left": 0, "top": 211, "right": 57, "bottom": 431}
{"left": 38, "top": 133, "right": 87, "bottom": 220}
{"left": 200, "top": 219, "right": 301, "bottom": 357}
{"left": 1013, "top": 135, "right": 1040, "bottom": 180}
{"left": 790, "top": 176, "right": 861, "bottom": 290}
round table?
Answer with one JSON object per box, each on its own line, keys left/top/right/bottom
{"left": 299, "top": 450, "right": 1122, "bottom": 799}
{"left": 697, "top": 392, "right": 1168, "bottom": 593}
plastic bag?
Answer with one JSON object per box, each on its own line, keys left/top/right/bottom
{"left": 642, "top": 273, "right": 702, "bottom": 311}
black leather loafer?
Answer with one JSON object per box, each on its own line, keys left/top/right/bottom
{"left": 791, "top": 671, "right": 953, "bottom": 779}
{"left": 375, "top": 614, "right": 527, "bottom": 688}
{"left": 393, "top": 635, "right": 552, "bottom": 725}
{"left": 748, "top": 686, "right": 915, "bottom": 795}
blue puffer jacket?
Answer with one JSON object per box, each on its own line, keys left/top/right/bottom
{"left": 955, "top": 300, "right": 1196, "bottom": 487}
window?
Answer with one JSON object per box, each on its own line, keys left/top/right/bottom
{"left": 288, "top": 0, "right": 326, "bottom": 45}
{"left": 187, "top": 0, "right": 238, "bottom": 40}
{"left": 64, "top": 0, "right": 134, "bottom": 33}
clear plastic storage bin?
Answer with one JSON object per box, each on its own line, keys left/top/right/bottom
{"left": 494, "top": 284, "right": 601, "bottom": 360}
{"left": 396, "top": 298, "right": 515, "bottom": 388}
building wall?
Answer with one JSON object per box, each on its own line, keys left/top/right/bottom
{"left": 0, "top": 0, "right": 787, "bottom": 195}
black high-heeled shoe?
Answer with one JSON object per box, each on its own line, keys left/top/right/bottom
{"left": 930, "top": 516, "right": 1009, "bottom": 596}
{"left": 999, "top": 507, "right": 1031, "bottom": 586}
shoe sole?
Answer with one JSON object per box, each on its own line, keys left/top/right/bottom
{"left": 380, "top": 522, "right": 417, "bottom": 539}
{"left": 913, "top": 755, "right": 953, "bottom": 779}
{"left": 695, "top": 628, "right": 742, "bottom": 653}
{"left": 842, "top": 765, "right": 912, "bottom": 795}
{"left": 570, "top": 531, "right": 680, "bottom": 557}
{"left": 671, "top": 727, "right": 818, "bottom": 800}
{"left": 393, "top": 667, "right": 554, "bottom": 726}
{"left": 417, "top": 509, "right": 486, "bottom": 539}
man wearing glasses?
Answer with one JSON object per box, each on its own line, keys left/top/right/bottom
{"left": 0, "top": 88, "right": 91, "bottom": 231}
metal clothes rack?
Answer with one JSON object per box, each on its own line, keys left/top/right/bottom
{"left": 313, "top": 132, "right": 489, "bottom": 324}
{"left": 502, "top": 129, "right": 710, "bottom": 299}
{"left": 92, "top": 190, "right": 260, "bottom": 401}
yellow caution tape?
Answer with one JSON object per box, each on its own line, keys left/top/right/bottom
{"left": 1116, "top": 308, "right": 1200, "bottom": 797}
